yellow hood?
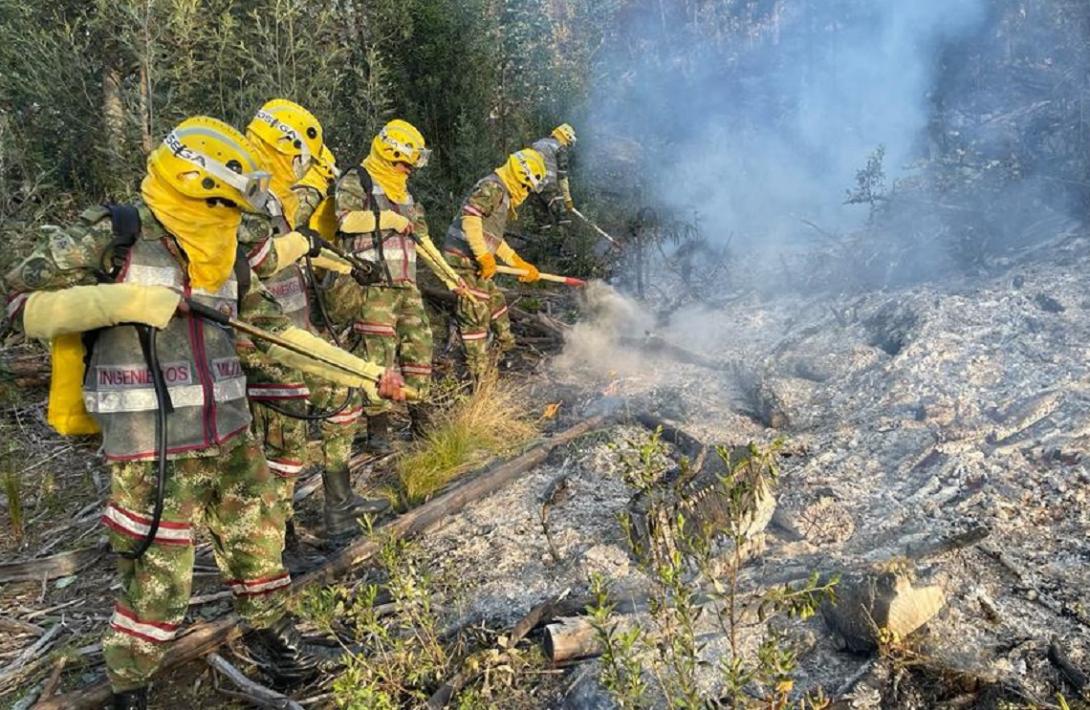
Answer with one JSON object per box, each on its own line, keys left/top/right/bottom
{"left": 248, "top": 129, "right": 300, "bottom": 225}
{"left": 495, "top": 163, "right": 529, "bottom": 209}
{"left": 141, "top": 173, "right": 240, "bottom": 292}
{"left": 362, "top": 152, "right": 410, "bottom": 204}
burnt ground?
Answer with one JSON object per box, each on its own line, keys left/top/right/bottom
{"left": 413, "top": 227, "right": 1090, "bottom": 706}
{"left": 2, "top": 226, "right": 1090, "bottom": 708}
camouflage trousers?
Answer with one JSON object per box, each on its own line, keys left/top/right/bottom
{"left": 251, "top": 399, "right": 309, "bottom": 523}
{"left": 254, "top": 378, "right": 365, "bottom": 533}
{"left": 101, "top": 434, "right": 290, "bottom": 692}
{"left": 305, "top": 373, "right": 363, "bottom": 476}
{"left": 447, "top": 255, "right": 516, "bottom": 379}
{"left": 352, "top": 284, "right": 433, "bottom": 415}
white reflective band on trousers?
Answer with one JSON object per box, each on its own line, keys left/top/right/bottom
{"left": 84, "top": 377, "right": 247, "bottom": 414}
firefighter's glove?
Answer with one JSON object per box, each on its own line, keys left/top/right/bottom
{"left": 310, "top": 250, "right": 353, "bottom": 274}
{"left": 476, "top": 252, "right": 497, "bottom": 280}
{"left": 340, "top": 210, "right": 412, "bottom": 235}
{"left": 560, "top": 177, "right": 575, "bottom": 212}
{"left": 269, "top": 231, "right": 311, "bottom": 273}
{"left": 351, "top": 262, "right": 381, "bottom": 287}
{"left": 510, "top": 255, "right": 541, "bottom": 283}
{"left": 267, "top": 327, "right": 382, "bottom": 401}
{"left": 377, "top": 368, "right": 406, "bottom": 401}
{"left": 23, "top": 284, "right": 180, "bottom": 339}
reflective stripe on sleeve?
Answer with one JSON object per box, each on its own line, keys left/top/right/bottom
{"left": 353, "top": 322, "right": 397, "bottom": 337}
{"left": 247, "top": 384, "right": 311, "bottom": 400}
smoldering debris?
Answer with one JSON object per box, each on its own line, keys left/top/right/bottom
{"left": 417, "top": 229, "right": 1090, "bottom": 704}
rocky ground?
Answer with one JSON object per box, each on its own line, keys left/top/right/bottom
{"left": 2, "top": 226, "right": 1090, "bottom": 707}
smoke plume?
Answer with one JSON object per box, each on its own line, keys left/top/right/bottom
{"left": 578, "top": 0, "right": 1089, "bottom": 279}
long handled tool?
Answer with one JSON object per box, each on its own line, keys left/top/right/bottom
{"left": 571, "top": 208, "right": 620, "bottom": 247}
{"left": 495, "top": 265, "right": 586, "bottom": 287}
{"left": 185, "top": 300, "right": 420, "bottom": 400}
{"left": 315, "top": 229, "right": 480, "bottom": 304}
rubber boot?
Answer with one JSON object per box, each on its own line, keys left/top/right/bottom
{"left": 408, "top": 403, "right": 432, "bottom": 438}
{"left": 282, "top": 519, "right": 325, "bottom": 573}
{"left": 245, "top": 614, "right": 339, "bottom": 688}
{"left": 322, "top": 468, "right": 388, "bottom": 539}
{"left": 365, "top": 412, "right": 393, "bottom": 455}
{"left": 111, "top": 688, "right": 148, "bottom": 710}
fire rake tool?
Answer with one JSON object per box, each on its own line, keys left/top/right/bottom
{"left": 496, "top": 265, "right": 587, "bottom": 287}
{"left": 184, "top": 299, "right": 420, "bottom": 401}
{"left": 571, "top": 208, "right": 620, "bottom": 247}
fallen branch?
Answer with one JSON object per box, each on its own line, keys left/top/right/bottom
{"left": 0, "top": 622, "right": 62, "bottom": 689}
{"left": 40, "top": 414, "right": 611, "bottom": 710}
{"left": 0, "top": 616, "right": 45, "bottom": 636}
{"left": 39, "top": 656, "right": 68, "bottom": 702}
{"left": 904, "top": 525, "right": 990, "bottom": 560}
{"left": 207, "top": 652, "right": 304, "bottom": 710}
{"left": 0, "top": 543, "right": 107, "bottom": 583}
{"left": 1048, "top": 637, "right": 1089, "bottom": 700}
{"left": 427, "top": 591, "right": 568, "bottom": 708}
{"left": 299, "top": 414, "right": 610, "bottom": 584}
{"left": 633, "top": 413, "right": 708, "bottom": 467}
{"left": 618, "top": 334, "right": 735, "bottom": 372}
{"left": 544, "top": 615, "right": 614, "bottom": 664}
{"left": 540, "top": 475, "right": 572, "bottom": 567}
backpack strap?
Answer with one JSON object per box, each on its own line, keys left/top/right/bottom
{"left": 342, "top": 166, "right": 392, "bottom": 285}
{"left": 98, "top": 204, "right": 142, "bottom": 282}
{"left": 234, "top": 244, "right": 252, "bottom": 303}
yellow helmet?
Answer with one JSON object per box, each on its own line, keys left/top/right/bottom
{"left": 371, "top": 119, "right": 430, "bottom": 169}
{"left": 246, "top": 99, "right": 323, "bottom": 175}
{"left": 551, "top": 123, "right": 577, "bottom": 146}
{"left": 147, "top": 116, "right": 271, "bottom": 212}
{"left": 506, "top": 149, "right": 547, "bottom": 193}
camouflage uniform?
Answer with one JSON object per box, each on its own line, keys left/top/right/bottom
{"left": 531, "top": 136, "right": 572, "bottom": 220}
{"left": 4, "top": 204, "right": 295, "bottom": 692}
{"left": 333, "top": 168, "right": 435, "bottom": 416}
{"left": 293, "top": 186, "right": 365, "bottom": 479}
{"left": 442, "top": 175, "right": 517, "bottom": 377}
{"left": 237, "top": 211, "right": 312, "bottom": 521}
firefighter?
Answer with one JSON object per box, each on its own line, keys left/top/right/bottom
{"left": 3, "top": 117, "right": 404, "bottom": 708}
{"left": 330, "top": 118, "right": 471, "bottom": 457}
{"left": 238, "top": 99, "right": 389, "bottom": 541}
{"left": 532, "top": 123, "right": 578, "bottom": 224}
{"left": 442, "top": 149, "right": 547, "bottom": 379}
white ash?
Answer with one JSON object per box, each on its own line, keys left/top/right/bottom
{"left": 420, "top": 232, "right": 1090, "bottom": 701}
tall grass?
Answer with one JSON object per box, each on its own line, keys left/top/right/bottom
{"left": 397, "top": 369, "right": 537, "bottom": 505}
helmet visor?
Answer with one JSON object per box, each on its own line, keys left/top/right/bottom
{"left": 200, "top": 155, "right": 271, "bottom": 210}
{"left": 515, "top": 152, "right": 545, "bottom": 193}
{"left": 380, "top": 128, "right": 429, "bottom": 169}
{"left": 166, "top": 130, "right": 272, "bottom": 210}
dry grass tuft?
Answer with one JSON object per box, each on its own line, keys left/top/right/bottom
{"left": 397, "top": 368, "right": 537, "bottom": 505}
